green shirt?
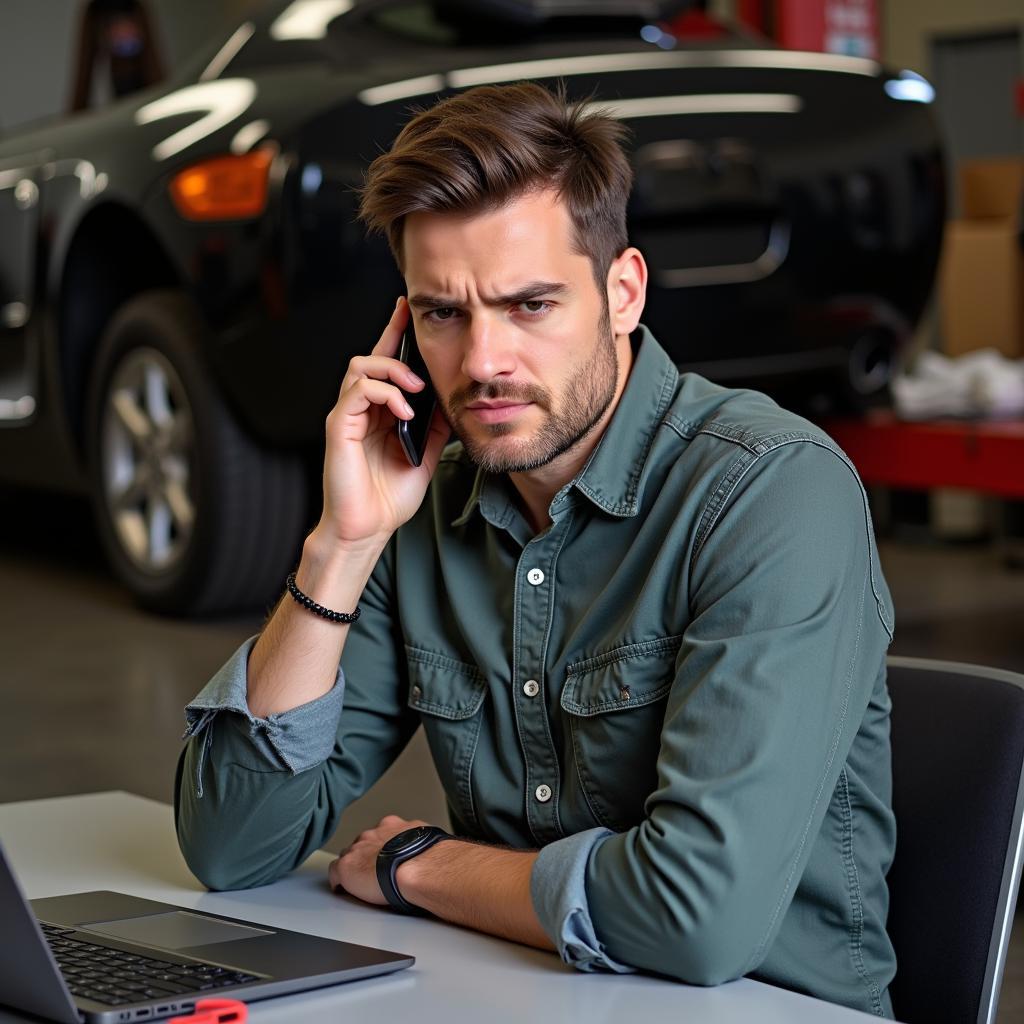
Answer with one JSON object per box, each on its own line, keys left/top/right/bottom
{"left": 176, "top": 326, "right": 897, "bottom": 1017}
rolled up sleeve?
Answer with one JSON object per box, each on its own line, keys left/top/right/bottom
{"left": 183, "top": 635, "right": 347, "bottom": 796}
{"left": 174, "top": 541, "right": 422, "bottom": 892}
{"left": 530, "top": 827, "right": 634, "bottom": 973}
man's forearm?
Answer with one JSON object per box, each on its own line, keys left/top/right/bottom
{"left": 396, "top": 840, "right": 556, "bottom": 953}
{"left": 247, "top": 529, "right": 385, "bottom": 717}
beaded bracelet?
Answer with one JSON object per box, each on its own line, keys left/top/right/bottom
{"left": 285, "top": 572, "right": 361, "bottom": 624}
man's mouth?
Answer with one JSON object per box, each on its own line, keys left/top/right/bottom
{"left": 464, "top": 400, "right": 533, "bottom": 424}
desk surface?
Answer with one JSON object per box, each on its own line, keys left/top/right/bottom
{"left": 0, "top": 792, "right": 878, "bottom": 1023}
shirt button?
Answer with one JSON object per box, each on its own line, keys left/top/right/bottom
{"left": 526, "top": 568, "right": 545, "bottom": 586}
{"left": 535, "top": 784, "right": 552, "bottom": 803}
{"left": 411, "top": 685, "right": 422, "bottom": 699}
{"left": 523, "top": 679, "right": 540, "bottom": 698}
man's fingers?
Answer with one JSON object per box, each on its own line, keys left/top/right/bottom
{"left": 344, "top": 354, "right": 424, "bottom": 393}
{"left": 335, "top": 299, "right": 420, "bottom": 402}
{"left": 336, "top": 353, "right": 422, "bottom": 408}
{"left": 332, "top": 378, "right": 415, "bottom": 428}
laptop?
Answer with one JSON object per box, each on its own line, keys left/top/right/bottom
{"left": 0, "top": 843, "right": 414, "bottom": 1023}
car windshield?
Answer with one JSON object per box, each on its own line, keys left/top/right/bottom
{"left": 219, "top": 0, "right": 676, "bottom": 74}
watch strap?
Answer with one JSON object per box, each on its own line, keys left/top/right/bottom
{"left": 376, "top": 825, "right": 452, "bottom": 915}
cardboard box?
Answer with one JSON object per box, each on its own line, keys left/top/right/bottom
{"left": 940, "top": 158, "right": 1024, "bottom": 358}
{"left": 959, "top": 158, "right": 1024, "bottom": 222}
{"left": 940, "top": 221, "right": 1023, "bottom": 358}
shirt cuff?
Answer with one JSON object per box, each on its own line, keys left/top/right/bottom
{"left": 530, "top": 827, "right": 636, "bottom": 974}
{"left": 183, "top": 635, "right": 346, "bottom": 775}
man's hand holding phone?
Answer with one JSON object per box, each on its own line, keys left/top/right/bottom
{"left": 246, "top": 298, "right": 447, "bottom": 719}
{"left": 314, "top": 296, "right": 447, "bottom": 554}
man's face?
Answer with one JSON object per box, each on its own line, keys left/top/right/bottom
{"left": 402, "top": 189, "right": 623, "bottom": 474}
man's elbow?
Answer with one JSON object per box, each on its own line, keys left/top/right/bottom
{"left": 178, "top": 836, "right": 287, "bottom": 893}
{"left": 175, "top": 801, "right": 315, "bottom": 892}
{"left": 666, "top": 939, "right": 756, "bottom": 987}
{"left": 604, "top": 911, "right": 763, "bottom": 987}
{"left": 181, "top": 845, "right": 248, "bottom": 893}
{"left": 193, "top": 866, "right": 244, "bottom": 893}
{"left": 673, "top": 937, "right": 757, "bottom": 987}
{"left": 173, "top": 749, "right": 294, "bottom": 891}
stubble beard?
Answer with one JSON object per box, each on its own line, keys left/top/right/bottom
{"left": 443, "top": 314, "right": 619, "bottom": 475}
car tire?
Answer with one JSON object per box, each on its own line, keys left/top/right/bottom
{"left": 85, "top": 289, "right": 309, "bottom": 615}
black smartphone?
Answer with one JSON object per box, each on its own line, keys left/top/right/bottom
{"left": 395, "top": 319, "right": 438, "bottom": 467}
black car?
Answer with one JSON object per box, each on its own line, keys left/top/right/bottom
{"left": 0, "top": 0, "right": 944, "bottom": 615}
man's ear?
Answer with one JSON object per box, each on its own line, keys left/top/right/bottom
{"left": 606, "top": 247, "right": 648, "bottom": 337}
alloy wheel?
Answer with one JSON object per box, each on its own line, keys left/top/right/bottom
{"left": 99, "top": 346, "right": 196, "bottom": 574}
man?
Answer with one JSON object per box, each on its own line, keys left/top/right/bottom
{"left": 176, "top": 82, "right": 897, "bottom": 1017}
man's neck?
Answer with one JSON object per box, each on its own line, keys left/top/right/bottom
{"left": 508, "top": 333, "right": 635, "bottom": 535}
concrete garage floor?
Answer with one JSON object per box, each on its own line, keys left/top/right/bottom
{"left": 2, "top": 485, "right": 1023, "bottom": 1022}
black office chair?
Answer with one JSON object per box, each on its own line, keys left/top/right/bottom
{"left": 886, "top": 656, "right": 1024, "bottom": 1024}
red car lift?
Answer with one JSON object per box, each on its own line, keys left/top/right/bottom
{"left": 821, "top": 412, "right": 1024, "bottom": 499}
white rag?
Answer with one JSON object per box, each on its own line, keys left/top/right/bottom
{"left": 892, "top": 349, "right": 1024, "bottom": 420}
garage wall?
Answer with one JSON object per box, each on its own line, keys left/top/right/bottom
{"left": 0, "top": 1, "right": 80, "bottom": 133}
{"left": 882, "top": 0, "right": 1024, "bottom": 77}
{"left": 0, "top": 0, "right": 256, "bottom": 136}
{"left": 882, "top": 1, "right": 1023, "bottom": 356}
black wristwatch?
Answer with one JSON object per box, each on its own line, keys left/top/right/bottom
{"left": 376, "top": 825, "right": 453, "bottom": 916}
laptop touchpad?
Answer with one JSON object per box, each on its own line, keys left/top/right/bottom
{"left": 82, "top": 911, "right": 274, "bottom": 950}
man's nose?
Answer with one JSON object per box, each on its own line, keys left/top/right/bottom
{"left": 460, "top": 312, "right": 516, "bottom": 383}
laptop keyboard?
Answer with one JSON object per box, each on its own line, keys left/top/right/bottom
{"left": 40, "top": 922, "right": 263, "bottom": 1007}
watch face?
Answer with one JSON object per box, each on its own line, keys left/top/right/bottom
{"left": 382, "top": 826, "right": 432, "bottom": 855}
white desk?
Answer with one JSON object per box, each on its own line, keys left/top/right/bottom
{"left": 0, "top": 792, "right": 879, "bottom": 1023}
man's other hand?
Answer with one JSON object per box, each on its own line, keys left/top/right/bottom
{"left": 328, "top": 814, "right": 432, "bottom": 905}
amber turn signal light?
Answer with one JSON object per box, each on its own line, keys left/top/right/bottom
{"left": 169, "top": 149, "right": 273, "bottom": 221}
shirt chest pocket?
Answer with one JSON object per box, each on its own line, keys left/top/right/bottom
{"left": 405, "top": 645, "right": 487, "bottom": 834}
{"left": 560, "top": 635, "right": 681, "bottom": 832}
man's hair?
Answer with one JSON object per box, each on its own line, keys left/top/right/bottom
{"left": 358, "top": 82, "right": 634, "bottom": 289}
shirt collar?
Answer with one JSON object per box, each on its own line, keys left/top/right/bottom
{"left": 451, "top": 324, "right": 678, "bottom": 527}
{"left": 452, "top": 464, "right": 515, "bottom": 530}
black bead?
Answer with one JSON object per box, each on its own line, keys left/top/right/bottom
{"left": 285, "top": 571, "right": 360, "bottom": 624}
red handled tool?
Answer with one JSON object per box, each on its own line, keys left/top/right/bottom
{"left": 168, "top": 998, "right": 248, "bottom": 1024}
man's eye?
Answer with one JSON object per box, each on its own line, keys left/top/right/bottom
{"left": 427, "top": 307, "right": 457, "bottom": 321}
{"left": 520, "top": 300, "right": 548, "bottom": 314}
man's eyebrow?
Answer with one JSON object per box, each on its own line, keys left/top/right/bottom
{"left": 408, "top": 281, "right": 569, "bottom": 310}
